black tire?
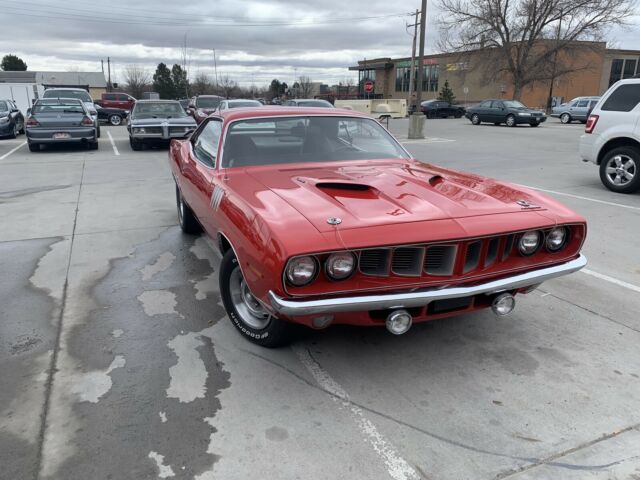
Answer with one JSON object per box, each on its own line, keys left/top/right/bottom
{"left": 471, "top": 114, "right": 481, "bottom": 125}
{"left": 109, "top": 114, "right": 122, "bottom": 126}
{"left": 97, "top": 126, "right": 101, "bottom": 138}
{"left": 175, "top": 184, "right": 201, "bottom": 234}
{"left": 129, "top": 137, "right": 143, "bottom": 151}
{"left": 219, "top": 249, "right": 296, "bottom": 348}
{"left": 88, "top": 141, "right": 99, "bottom": 150}
{"left": 19, "top": 123, "right": 25, "bottom": 134}
{"left": 506, "top": 114, "right": 517, "bottom": 127}
{"left": 28, "top": 142, "right": 40, "bottom": 152}
{"left": 455, "top": 113, "right": 462, "bottom": 118}
{"left": 530, "top": 121, "right": 540, "bottom": 127}
{"left": 560, "top": 113, "right": 571, "bottom": 124}
{"left": 9, "top": 124, "right": 17, "bottom": 139}
{"left": 599, "top": 146, "right": 640, "bottom": 194}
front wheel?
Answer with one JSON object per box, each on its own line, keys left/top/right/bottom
{"left": 560, "top": 113, "right": 571, "bottom": 124}
{"left": 219, "top": 250, "right": 296, "bottom": 347}
{"left": 471, "top": 114, "right": 480, "bottom": 125}
{"left": 9, "top": 124, "right": 17, "bottom": 139}
{"left": 109, "top": 114, "right": 122, "bottom": 126}
{"left": 599, "top": 146, "right": 640, "bottom": 193}
{"left": 530, "top": 121, "right": 540, "bottom": 127}
{"left": 175, "top": 184, "right": 201, "bottom": 234}
{"left": 97, "top": 126, "right": 101, "bottom": 138}
{"left": 506, "top": 114, "right": 516, "bottom": 127}
{"left": 129, "top": 137, "right": 143, "bottom": 151}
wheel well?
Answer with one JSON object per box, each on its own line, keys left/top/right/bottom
{"left": 218, "top": 233, "right": 232, "bottom": 255}
{"left": 597, "top": 137, "right": 640, "bottom": 165}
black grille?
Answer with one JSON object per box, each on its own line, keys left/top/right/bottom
{"left": 359, "top": 249, "right": 391, "bottom": 276}
{"left": 391, "top": 247, "right": 423, "bottom": 276}
{"left": 424, "top": 245, "right": 456, "bottom": 275}
{"left": 464, "top": 241, "right": 482, "bottom": 273}
{"left": 486, "top": 238, "right": 500, "bottom": 267}
{"left": 503, "top": 234, "right": 515, "bottom": 260}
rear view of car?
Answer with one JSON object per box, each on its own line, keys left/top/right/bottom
{"left": 26, "top": 98, "right": 98, "bottom": 151}
{"left": 579, "top": 78, "right": 640, "bottom": 193}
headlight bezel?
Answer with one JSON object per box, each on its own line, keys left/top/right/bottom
{"left": 545, "top": 226, "right": 568, "bottom": 252}
{"left": 285, "top": 255, "right": 318, "bottom": 287}
{"left": 518, "top": 230, "right": 542, "bottom": 256}
{"left": 325, "top": 252, "right": 356, "bottom": 281}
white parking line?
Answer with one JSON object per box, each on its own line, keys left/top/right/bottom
{"left": 0, "top": 141, "right": 26, "bottom": 160}
{"left": 107, "top": 131, "right": 120, "bottom": 156}
{"left": 582, "top": 268, "right": 640, "bottom": 294}
{"left": 518, "top": 184, "right": 640, "bottom": 211}
{"left": 293, "top": 345, "right": 421, "bottom": 480}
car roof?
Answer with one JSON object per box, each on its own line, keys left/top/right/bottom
{"left": 217, "top": 106, "right": 371, "bottom": 122}
{"left": 36, "top": 97, "right": 82, "bottom": 103}
{"left": 135, "top": 99, "right": 181, "bottom": 104}
{"left": 197, "top": 94, "right": 223, "bottom": 98}
{"left": 44, "top": 88, "right": 88, "bottom": 92}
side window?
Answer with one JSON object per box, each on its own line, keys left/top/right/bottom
{"left": 192, "top": 120, "right": 222, "bottom": 167}
{"left": 117, "top": 94, "right": 128, "bottom": 101}
{"left": 576, "top": 100, "right": 589, "bottom": 108}
{"left": 479, "top": 100, "right": 492, "bottom": 108}
{"left": 601, "top": 84, "right": 640, "bottom": 112}
{"left": 105, "top": 94, "right": 116, "bottom": 100}
{"left": 491, "top": 101, "right": 503, "bottom": 109}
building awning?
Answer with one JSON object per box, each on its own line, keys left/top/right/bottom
{"left": 349, "top": 62, "right": 394, "bottom": 71}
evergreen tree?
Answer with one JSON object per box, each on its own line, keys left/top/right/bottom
{"left": 152, "top": 63, "right": 176, "bottom": 99}
{"left": 171, "top": 64, "right": 189, "bottom": 98}
{"left": 1, "top": 54, "right": 27, "bottom": 71}
{"left": 438, "top": 80, "right": 456, "bottom": 104}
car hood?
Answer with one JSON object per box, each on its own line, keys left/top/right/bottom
{"left": 246, "top": 160, "right": 547, "bottom": 233}
{"left": 130, "top": 116, "right": 196, "bottom": 126}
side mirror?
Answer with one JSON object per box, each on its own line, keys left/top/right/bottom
{"left": 12, "top": 108, "right": 20, "bottom": 113}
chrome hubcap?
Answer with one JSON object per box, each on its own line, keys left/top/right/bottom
{"left": 111, "top": 116, "right": 121, "bottom": 125}
{"left": 605, "top": 155, "right": 636, "bottom": 185}
{"left": 229, "top": 267, "right": 271, "bottom": 330}
{"left": 507, "top": 117, "right": 514, "bottom": 126}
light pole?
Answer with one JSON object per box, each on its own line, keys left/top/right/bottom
{"left": 408, "top": 0, "right": 427, "bottom": 139}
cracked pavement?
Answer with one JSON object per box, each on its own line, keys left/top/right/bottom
{"left": 1, "top": 120, "right": 640, "bottom": 480}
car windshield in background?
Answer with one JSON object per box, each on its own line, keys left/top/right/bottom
{"left": 33, "top": 101, "right": 85, "bottom": 114}
{"left": 503, "top": 100, "right": 527, "bottom": 109}
{"left": 228, "top": 101, "right": 262, "bottom": 108}
{"left": 196, "top": 97, "right": 222, "bottom": 108}
{"left": 133, "top": 102, "right": 187, "bottom": 118}
{"left": 222, "top": 116, "right": 409, "bottom": 168}
{"left": 296, "top": 100, "right": 333, "bottom": 108}
{"left": 43, "top": 90, "right": 92, "bottom": 103}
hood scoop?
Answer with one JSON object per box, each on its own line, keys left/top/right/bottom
{"left": 316, "top": 182, "right": 371, "bottom": 191}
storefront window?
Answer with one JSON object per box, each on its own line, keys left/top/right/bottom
{"left": 395, "top": 67, "right": 411, "bottom": 92}
{"left": 623, "top": 59, "right": 637, "bottom": 79}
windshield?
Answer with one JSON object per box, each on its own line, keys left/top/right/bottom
{"left": 222, "top": 116, "right": 409, "bottom": 168}
{"left": 196, "top": 97, "right": 222, "bottom": 108}
{"left": 0, "top": 101, "right": 8, "bottom": 113}
{"left": 33, "top": 100, "right": 85, "bottom": 114}
{"left": 228, "top": 100, "right": 262, "bottom": 109}
{"left": 296, "top": 100, "right": 334, "bottom": 108}
{"left": 133, "top": 102, "right": 187, "bottom": 118}
{"left": 503, "top": 100, "right": 527, "bottom": 109}
{"left": 43, "top": 90, "right": 92, "bottom": 103}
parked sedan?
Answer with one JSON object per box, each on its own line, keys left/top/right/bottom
{"left": 127, "top": 100, "right": 197, "bottom": 150}
{"left": 170, "top": 107, "right": 586, "bottom": 347}
{"left": 551, "top": 96, "right": 600, "bottom": 124}
{"left": 26, "top": 98, "right": 98, "bottom": 152}
{"left": 187, "top": 95, "right": 224, "bottom": 124}
{"left": 95, "top": 105, "right": 129, "bottom": 126}
{"left": 420, "top": 99, "right": 465, "bottom": 118}
{"left": 217, "top": 99, "right": 263, "bottom": 111}
{"left": 465, "top": 99, "right": 546, "bottom": 127}
{"left": 0, "top": 99, "right": 25, "bottom": 138}
{"left": 283, "top": 99, "right": 334, "bottom": 108}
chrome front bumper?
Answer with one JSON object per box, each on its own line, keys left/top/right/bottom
{"left": 268, "top": 255, "right": 587, "bottom": 316}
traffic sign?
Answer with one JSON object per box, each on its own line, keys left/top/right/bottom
{"left": 364, "top": 80, "right": 374, "bottom": 93}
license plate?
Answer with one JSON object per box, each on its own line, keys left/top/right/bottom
{"left": 53, "top": 133, "right": 70, "bottom": 139}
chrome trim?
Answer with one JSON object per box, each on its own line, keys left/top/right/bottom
{"left": 268, "top": 255, "right": 587, "bottom": 316}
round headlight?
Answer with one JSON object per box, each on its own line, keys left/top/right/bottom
{"left": 325, "top": 252, "right": 356, "bottom": 280}
{"left": 545, "top": 227, "right": 567, "bottom": 252}
{"left": 518, "top": 230, "right": 541, "bottom": 255}
{"left": 285, "top": 256, "right": 317, "bottom": 286}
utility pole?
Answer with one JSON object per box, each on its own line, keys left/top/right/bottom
{"left": 408, "top": 0, "right": 427, "bottom": 139}
{"left": 547, "top": 9, "right": 563, "bottom": 113}
{"left": 408, "top": 9, "right": 419, "bottom": 112}
{"left": 107, "top": 56, "right": 112, "bottom": 92}
{"left": 213, "top": 49, "right": 219, "bottom": 93}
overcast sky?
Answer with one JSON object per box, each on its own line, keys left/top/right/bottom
{"left": 1, "top": 0, "right": 639, "bottom": 87}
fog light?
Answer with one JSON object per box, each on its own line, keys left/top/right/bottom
{"left": 491, "top": 293, "right": 516, "bottom": 316}
{"left": 385, "top": 309, "right": 412, "bottom": 335}
{"left": 312, "top": 315, "right": 333, "bottom": 329}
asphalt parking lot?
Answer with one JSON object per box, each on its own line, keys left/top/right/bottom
{"left": 1, "top": 117, "right": 640, "bottom": 480}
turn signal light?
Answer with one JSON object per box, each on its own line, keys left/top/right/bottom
{"left": 585, "top": 114, "right": 599, "bottom": 134}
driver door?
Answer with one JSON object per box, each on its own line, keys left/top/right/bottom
{"left": 180, "top": 118, "right": 223, "bottom": 235}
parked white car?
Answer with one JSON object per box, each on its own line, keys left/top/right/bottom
{"left": 579, "top": 78, "right": 640, "bottom": 193}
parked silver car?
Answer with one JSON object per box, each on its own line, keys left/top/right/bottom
{"left": 551, "top": 96, "right": 600, "bottom": 124}
{"left": 26, "top": 98, "right": 98, "bottom": 152}
{"left": 42, "top": 87, "right": 100, "bottom": 136}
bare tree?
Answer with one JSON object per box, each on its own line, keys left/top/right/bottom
{"left": 123, "top": 64, "right": 150, "bottom": 99}
{"left": 298, "top": 75, "right": 314, "bottom": 98}
{"left": 437, "top": 0, "right": 634, "bottom": 100}
{"left": 192, "top": 73, "right": 214, "bottom": 96}
{"left": 218, "top": 75, "right": 239, "bottom": 98}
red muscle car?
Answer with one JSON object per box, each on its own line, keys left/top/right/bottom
{"left": 169, "top": 107, "right": 587, "bottom": 347}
